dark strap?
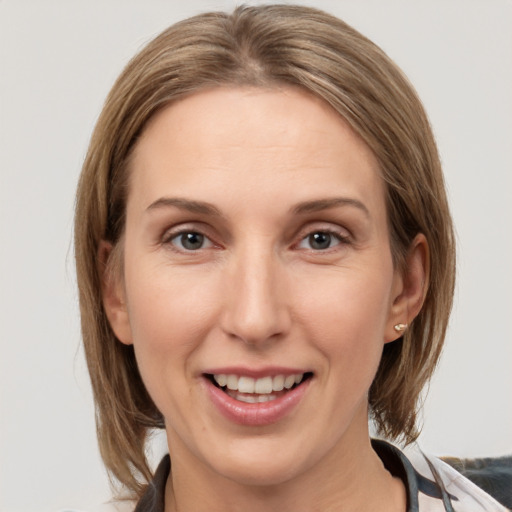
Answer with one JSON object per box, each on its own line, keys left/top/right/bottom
{"left": 134, "top": 454, "right": 170, "bottom": 512}
{"left": 423, "top": 453, "right": 455, "bottom": 512}
{"left": 372, "top": 439, "right": 456, "bottom": 512}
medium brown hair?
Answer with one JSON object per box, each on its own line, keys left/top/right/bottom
{"left": 75, "top": 4, "right": 455, "bottom": 498}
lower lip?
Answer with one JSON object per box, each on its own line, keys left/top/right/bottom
{"left": 204, "top": 377, "right": 311, "bottom": 426}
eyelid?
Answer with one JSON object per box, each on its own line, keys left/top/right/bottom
{"left": 295, "top": 222, "right": 351, "bottom": 240}
{"left": 159, "top": 221, "right": 351, "bottom": 252}
{"left": 161, "top": 220, "right": 208, "bottom": 239}
{"left": 172, "top": 232, "right": 214, "bottom": 251}
{"left": 161, "top": 223, "right": 219, "bottom": 252}
{"left": 293, "top": 224, "right": 352, "bottom": 251}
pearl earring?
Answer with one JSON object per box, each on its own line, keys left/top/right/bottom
{"left": 393, "top": 323, "right": 408, "bottom": 333}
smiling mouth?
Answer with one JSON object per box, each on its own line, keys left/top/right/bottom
{"left": 206, "top": 372, "right": 313, "bottom": 403}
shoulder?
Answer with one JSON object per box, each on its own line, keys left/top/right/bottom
{"left": 407, "top": 447, "right": 510, "bottom": 512}
{"left": 372, "top": 439, "right": 510, "bottom": 511}
{"left": 441, "top": 454, "right": 512, "bottom": 510}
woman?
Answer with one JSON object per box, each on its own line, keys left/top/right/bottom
{"left": 74, "top": 5, "right": 508, "bottom": 511}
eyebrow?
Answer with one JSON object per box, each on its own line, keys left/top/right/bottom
{"left": 146, "top": 197, "right": 223, "bottom": 217}
{"left": 145, "top": 196, "right": 369, "bottom": 218}
{"left": 292, "top": 197, "right": 370, "bottom": 217}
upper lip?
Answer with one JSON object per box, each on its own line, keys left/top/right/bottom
{"left": 202, "top": 366, "right": 311, "bottom": 378}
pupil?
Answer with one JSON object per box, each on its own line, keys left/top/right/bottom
{"left": 181, "top": 232, "right": 203, "bottom": 250}
{"left": 310, "top": 232, "right": 331, "bottom": 250}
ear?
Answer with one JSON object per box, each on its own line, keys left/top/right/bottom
{"left": 385, "top": 233, "right": 429, "bottom": 343}
{"left": 98, "top": 240, "right": 133, "bottom": 345}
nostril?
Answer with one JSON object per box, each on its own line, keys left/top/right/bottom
{"left": 220, "top": 267, "right": 291, "bottom": 345}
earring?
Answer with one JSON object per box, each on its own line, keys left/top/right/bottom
{"left": 393, "top": 323, "right": 408, "bottom": 333}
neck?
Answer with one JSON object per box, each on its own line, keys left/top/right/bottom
{"left": 164, "top": 420, "right": 406, "bottom": 512}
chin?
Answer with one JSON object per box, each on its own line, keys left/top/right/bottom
{"left": 220, "top": 459, "right": 303, "bottom": 488}
{"left": 201, "top": 436, "right": 319, "bottom": 488}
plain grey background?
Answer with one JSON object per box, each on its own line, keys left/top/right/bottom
{"left": 1, "top": 1, "right": 511, "bottom": 511}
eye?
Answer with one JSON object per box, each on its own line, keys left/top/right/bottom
{"left": 297, "top": 231, "right": 347, "bottom": 251}
{"left": 167, "top": 231, "right": 213, "bottom": 251}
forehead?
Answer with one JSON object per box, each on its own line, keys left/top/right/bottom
{"left": 127, "top": 86, "right": 385, "bottom": 218}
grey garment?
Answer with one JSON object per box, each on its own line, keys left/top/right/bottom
{"left": 442, "top": 455, "right": 512, "bottom": 510}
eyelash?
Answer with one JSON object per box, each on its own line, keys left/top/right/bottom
{"left": 295, "top": 230, "right": 350, "bottom": 252}
{"left": 162, "top": 229, "right": 215, "bottom": 252}
{"left": 161, "top": 227, "right": 351, "bottom": 253}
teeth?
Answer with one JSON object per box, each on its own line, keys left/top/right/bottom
{"left": 238, "top": 376, "right": 255, "bottom": 393}
{"left": 272, "top": 374, "right": 285, "bottom": 391}
{"left": 230, "top": 392, "right": 258, "bottom": 403}
{"left": 254, "top": 376, "right": 273, "bottom": 394}
{"left": 214, "top": 374, "right": 227, "bottom": 387}
{"left": 226, "top": 390, "right": 278, "bottom": 403}
{"left": 226, "top": 374, "right": 238, "bottom": 390}
{"left": 213, "top": 373, "right": 305, "bottom": 394}
{"left": 284, "top": 375, "right": 295, "bottom": 389}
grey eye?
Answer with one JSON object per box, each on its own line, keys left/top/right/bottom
{"left": 298, "top": 231, "right": 342, "bottom": 250}
{"left": 308, "top": 232, "right": 332, "bottom": 250}
{"left": 170, "top": 232, "right": 212, "bottom": 251}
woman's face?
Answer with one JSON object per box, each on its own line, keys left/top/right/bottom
{"left": 105, "top": 86, "right": 410, "bottom": 486}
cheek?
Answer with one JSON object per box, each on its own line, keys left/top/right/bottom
{"left": 126, "top": 260, "right": 217, "bottom": 340}
{"left": 123, "top": 264, "right": 220, "bottom": 399}
{"left": 292, "top": 264, "right": 393, "bottom": 374}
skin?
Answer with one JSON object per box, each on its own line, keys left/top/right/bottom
{"left": 102, "top": 86, "right": 428, "bottom": 512}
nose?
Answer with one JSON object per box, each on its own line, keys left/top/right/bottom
{"left": 220, "top": 245, "right": 291, "bottom": 346}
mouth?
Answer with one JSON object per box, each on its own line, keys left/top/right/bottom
{"left": 206, "top": 372, "right": 314, "bottom": 404}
